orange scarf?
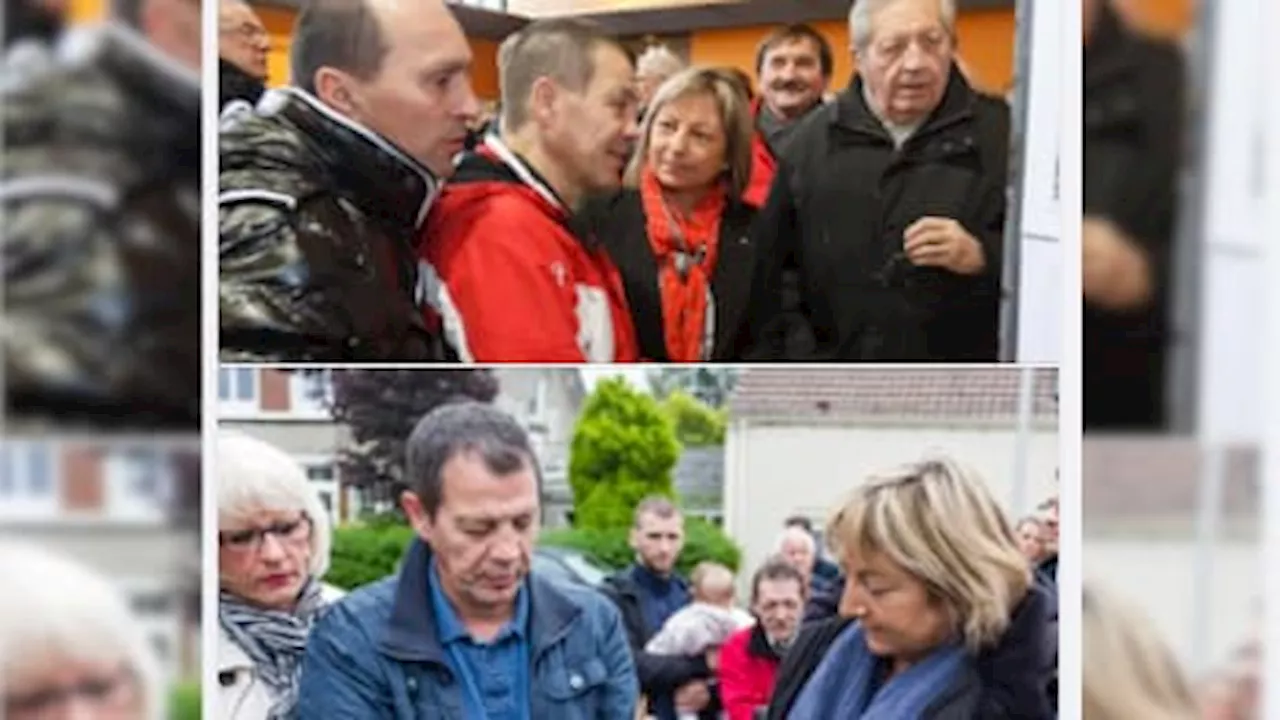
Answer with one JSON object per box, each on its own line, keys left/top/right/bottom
{"left": 639, "top": 164, "right": 726, "bottom": 362}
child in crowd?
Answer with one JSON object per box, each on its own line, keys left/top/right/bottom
{"left": 645, "top": 562, "right": 754, "bottom": 719}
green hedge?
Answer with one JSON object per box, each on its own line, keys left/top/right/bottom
{"left": 170, "top": 681, "right": 201, "bottom": 720}
{"left": 328, "top": 516, "right": 742, "bottom": 591}
{"left": 326, "top": 522, "right": 415, "bottom": 591}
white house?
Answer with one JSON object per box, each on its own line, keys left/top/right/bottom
{"left": 723, "top": 367, "right": 1059, "bottom": 588}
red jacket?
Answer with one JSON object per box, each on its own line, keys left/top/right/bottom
{"left": 418, "top": 138, "right": 640, "bottom": 362}
{"left": 717, "top": 624, "right": 782, "bottom": 720}
{"left": 743, "top": 98, "right": 777, "bottom": 209}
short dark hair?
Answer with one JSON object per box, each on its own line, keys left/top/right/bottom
{"left": 404, "top": 402, "right": 539, "bottom": 518}
{"left": 290, "top": 0, "right": 389, "bottom": 94}
{"left": 755, "top": 24, "right": 834, "bottom": 79}
{"left": 783, "top": 515, "right": 813, "bottom": 533}
{"left": 633, "top": 495, "right": 680, "bottom": 528}
{"left": 499, "top": 18, "right": 632, "bottom": 131}
{"left": 751, "top": 557, "right": 807, "bottom": 604}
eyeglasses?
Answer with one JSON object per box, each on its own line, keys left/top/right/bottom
{"left": 6, "top": 666, "right": 137, "bottom": 718}
{"left": 220, "top": 22, "right": 268, "bottom": 44}
{"left": 219, "top": 514, "right": 312, "bottom": 554}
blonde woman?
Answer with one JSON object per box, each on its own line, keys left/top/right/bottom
{"left": 591, "top": 67, "right": 779, "bottom": 362}
{"left": 0, "top": 541, "right": 164, "bottom": 720}
{"left": 766, "top": 457, "right": 1055, "bottom": 719}
{"left": 217, "top": 431, "right": 345, "bottom": 719}
{"left": 1082, "top": 583, "right": 1200, "bottom": 720}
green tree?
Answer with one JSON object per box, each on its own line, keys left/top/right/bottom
{"left": 568, "top": 377, "right": 680, "bottom": 530}
{"left": 661, "top": 390, "right": 726, "bottom": 447}
{"left": 648, "top": 368, "right": 739, "bottom": 408}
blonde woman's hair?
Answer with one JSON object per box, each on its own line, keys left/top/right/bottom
{"left": 0, "top": 542, "right": 165, "bottom": 720}
{"left": 825, "top": 455, "right": 1030, "bottom": 652}
{"left": 624, "top": 67, "right": 755, "bottom": 200}
{"left": 217, "top": 430, "right": 333, "bottom": 578}
{"left": 1082, "top": 583, "right": 1200, "bottom": 720}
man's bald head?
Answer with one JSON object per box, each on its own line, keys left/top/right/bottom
{"left": 219, "top": 0, "right": 269, "bottom": 80}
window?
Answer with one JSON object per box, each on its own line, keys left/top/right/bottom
{"left": 105, "top": 449, "right": 169, "bottom": 522}
{"left": 288, "top": 370, "right": 333, "bottom": 418}
{"left": 297, "top": 457, "right": 339, "bottom": 527}
{"left": 0, "top": 443, "right": 59, "bottom": 519}
{"left": 218, "top": 367, "right": 259, "bottom": 415}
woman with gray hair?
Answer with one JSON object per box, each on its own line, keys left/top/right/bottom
{"left": 0, "top": 541, "right": 164, "bottom": 719}
{"left": 766, "top": 457, "right": 1055, "bottom": 719}
{"left": 217, "top": 431, "right": 344, "bottom": 720}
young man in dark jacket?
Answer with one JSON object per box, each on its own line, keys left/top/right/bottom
{"left": 754, "top": 0, "right": 1009, "bottom": 362}
{"left": 219, "top": 0, "right": 479, "bottom": 362}
{"left": 602, "top": 497, "right": 720, "bottom": 720}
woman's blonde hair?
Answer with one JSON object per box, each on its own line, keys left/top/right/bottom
{"left": 826, "top": 455, "right": 1030, "bottom": 652}
{"left": 217, "top": 430, "right": 332, "bottom": 578}
{"left": 1083, "top": 583, "right": 1200, "bottom": 720}
{"left": 624, "top": 66, "right": 755, "bottom": 200}
{"left": 0, "top": 542, "right": 165, "bottom": 720}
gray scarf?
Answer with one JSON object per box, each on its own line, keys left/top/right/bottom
{"left": 219, "top": 579, "right": 327, "bottom": 720}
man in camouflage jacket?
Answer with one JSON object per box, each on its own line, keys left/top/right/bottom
{"left": 218, "top": 0, "right": 480, "bottom": 362}
{"left": 2, "top": 8, "right": 201, "bottom": 429}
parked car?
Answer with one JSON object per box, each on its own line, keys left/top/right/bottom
{"left": 533, "top": 546, "right": 613, "bottom": 588}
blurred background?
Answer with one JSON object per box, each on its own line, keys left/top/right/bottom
{"left": 1083, "top": 0, "right": 1266, "bottom": 719}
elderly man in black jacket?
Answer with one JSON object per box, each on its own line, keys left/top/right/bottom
{"left": 752, "top": 0, "right": 1009, "bottom": 362}
{"left": 1082, "top": 0, "right": 1185, "bottom": 430}
{"left": 219, "top": 0, "right": 480, "bottom": 362}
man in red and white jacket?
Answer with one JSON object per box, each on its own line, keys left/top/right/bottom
{"left": 743, "top": 24, "right": 834, "bottom": 208}
{"left": 718, "top": 560, "right": 808, "bottom": 720}
{"left": 419, "top": 18, "right": 641, "bottom": 362}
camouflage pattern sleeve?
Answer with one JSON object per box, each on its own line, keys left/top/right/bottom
{"left": 218, "top": 191, "right": 358, "bottom": 362}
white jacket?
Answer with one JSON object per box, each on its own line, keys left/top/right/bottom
{"left": 216, "top": 584, "right": 346, "bottom": 720}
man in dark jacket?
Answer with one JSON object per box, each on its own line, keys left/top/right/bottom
{"left": 219, "top": 0, "right": 480, "bottom": 362}
{"left": 754, "top": 0, "right": 1008, "bottom": 362}
{"left": 2, "top": 0, "right": 201, "bottom": 429}
{"left": 217, "top": 0, "right": 268, "bottom": 110}
{"left": 602, "top": 497, "right": 720, "bottom": 720}
{"left": 1083, "top": 0, "right": 1185, "bottom": 430}
{"left": 298, "top": 403, "right": 638, "bottom": 717}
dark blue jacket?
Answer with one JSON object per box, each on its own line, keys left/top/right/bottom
{"left": 296, "top": 540, "right": 638, "bottom": 719}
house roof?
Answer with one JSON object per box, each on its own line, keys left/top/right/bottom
{"left": 1083, "top": 437, "right": 1259, "bottom": 521}
{"left": 729, "top": 367, "right": 1058, "bottom": 425}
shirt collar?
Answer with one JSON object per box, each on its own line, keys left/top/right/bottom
{"left": 428, "top": 559, "right": 529, "bottom": 646}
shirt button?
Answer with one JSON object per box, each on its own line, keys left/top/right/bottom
{"left": 569, "top": 673, "right": 584, "bottom": 690}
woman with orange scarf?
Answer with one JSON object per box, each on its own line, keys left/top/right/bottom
{"left": 591, "top": 67, "right": 782, "bottom": 362}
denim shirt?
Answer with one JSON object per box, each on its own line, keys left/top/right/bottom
{"left": 427, "top": 561, "right": 530, "bottom": 720}
{"left": 297, "top": 539, "right": 639, "bottom": 719}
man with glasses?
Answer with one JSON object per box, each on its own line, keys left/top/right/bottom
{"left": 753, "top": 0, "right": 1009, "bottom": 361}
{"left": 219, "top": 0, "right": 270, "bottom": 110}
{"left": 298, "top": 402, "right": 638, "bottom": 717}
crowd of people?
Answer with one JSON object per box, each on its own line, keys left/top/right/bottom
{"left": 218, "top": 0, "right": 1014, "bottom": 364}
{"left": 214, "top": 402, "right": 1060, "bottom": 719}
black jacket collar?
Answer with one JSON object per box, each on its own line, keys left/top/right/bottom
{"left": 747, "top": 620, "right": 785, "bottom": 663}
{"left": 833, "top": 65, "right": 976, "bottom": 145}
{"left": 271, "top": 87, "right": 440, "bottom": 231}
{"left": 1084, "top": 2, "right": 1141, "bottom": 89}
{"left": 219, "top": 58, "right": 265, "bottom": 109}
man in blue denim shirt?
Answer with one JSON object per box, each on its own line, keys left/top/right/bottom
{"left": 297, "top": 401, "right": 638, "bottom": 719}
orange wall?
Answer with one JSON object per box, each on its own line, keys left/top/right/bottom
{"left": 250, "top": 4, "right": 500, "bottom": 99}
{"left": 1118, "top": 0, "right": 1195, "bottom": 38}
{"left": 69, "top": 0, "right": 105, "bottom": 23}
{"left": 690, "top": 9, "right": 1016, "bottom": 95}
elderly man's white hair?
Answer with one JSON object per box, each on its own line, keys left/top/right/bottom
{"left": 217, "top": 430, "right": 332, "bottom": 578}
{"left": 849, "top": 0, "right": 958, "bottom": 53}
{"left": 636, "top": 44, "right": 685, "bottom": 78}
{"left": 775, "top": 525, "right": 816, "bottom": 554}
{"left": 0, "top": 541, "right": 164, "bottom": 720}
